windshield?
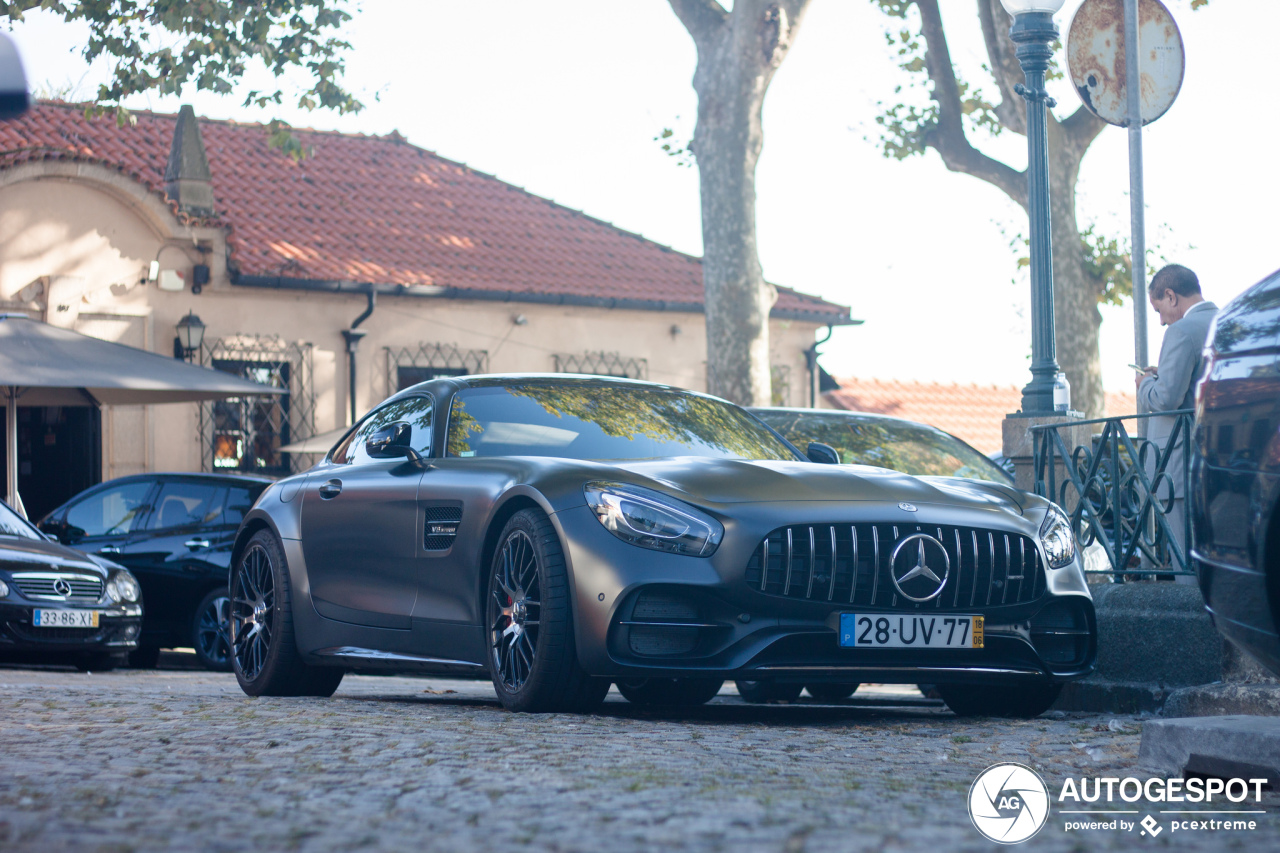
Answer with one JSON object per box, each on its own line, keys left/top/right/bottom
{"left": 0, "top": 501, "right": 41, "bottom": 539}
{"left": 447, "top": 383, "right": 799, "bottom": 462}
{"left": 755, "top": 410, "right": 1011, "bottom": 483}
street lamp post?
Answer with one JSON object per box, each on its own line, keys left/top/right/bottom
{"left": 1002, "top": 0, "right": 1065, "bottom": 416}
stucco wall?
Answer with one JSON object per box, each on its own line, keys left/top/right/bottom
{"left": 1, "top": 165, "right": 828, "bottom": 479}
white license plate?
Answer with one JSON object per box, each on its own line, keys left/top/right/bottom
{"left": 33, "top": 610, "right": 100, "bottom": 628}
{"left": 839, "top": 614, "right": 983, "bottom": 649}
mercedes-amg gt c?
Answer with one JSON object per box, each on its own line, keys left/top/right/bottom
{"left": 229, "top": 375, "right": 1096, "bottom": 716}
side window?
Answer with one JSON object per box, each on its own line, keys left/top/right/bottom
{"left": 332, "top": 396, "right": 434, "bottom": 465}
{"left": 148, "top": 482, "right": 224, "bottom": 531}
{"left": 65, "top": 482, "right": 153, "bottom": 539}
{"left": 223, "top": 485, "right": 263, "bottom": 527}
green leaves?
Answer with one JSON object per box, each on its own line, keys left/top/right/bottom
{"left": 1080, "top": 224, "right": 1133, "bottom": 307}
{"left": 3, "top": 1, "right": 361, "bottom": 157}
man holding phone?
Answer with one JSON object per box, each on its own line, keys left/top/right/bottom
{"left": 1136, "top": 264, "right": 1217, "bottom": 581}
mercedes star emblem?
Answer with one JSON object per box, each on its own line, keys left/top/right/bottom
{"left": 890, "top": 533, "right": 950, "bottom": 602}
{"left": 52, "top": 578, "right": 73, "bottom": 597}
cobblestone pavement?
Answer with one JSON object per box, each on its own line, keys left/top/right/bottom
{"left": 1, "top": 661, "right": 1275, "bottom": 852}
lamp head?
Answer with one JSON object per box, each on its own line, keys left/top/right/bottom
{"left": 999, "top": 0, "right": 1065, "bottom": 14}
{"left": 176, "top": 311, "right": 206, "bottom": 353}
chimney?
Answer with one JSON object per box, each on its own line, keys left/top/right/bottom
{"left": 164, "top": 104, "right": 215, "bottom": 215}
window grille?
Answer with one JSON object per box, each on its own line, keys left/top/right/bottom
{"left": 197, "top": 336, "right": 315, "bottom": 476}
{"left": 385, "top": 342, "right": 489, "bottom": 394}
{"left": 552, "top": 351, "right": 648, "bottom": 380}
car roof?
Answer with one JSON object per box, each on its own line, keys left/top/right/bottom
{"left": 95, "top": 472, "right": 275, "bottom": 486}
{"left": 388, "top": 373, "right": 732, "bottom": 406}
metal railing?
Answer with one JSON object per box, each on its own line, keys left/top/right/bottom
{"left": 1031, "top": 410, "right": 1194, "bottom": 577}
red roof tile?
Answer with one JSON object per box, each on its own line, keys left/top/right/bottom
{"left": 0, "top": 103, "right": 850, "bottom": 323}
{"left": 824, "top": 377, "right": 1138, "bottom": 455}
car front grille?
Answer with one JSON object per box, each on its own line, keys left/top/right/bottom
{"left": 744, "top": 523, "right": 1044, "bottom": 609}
{"left": 9, "top": 573, "right": 104, "bottom": 604}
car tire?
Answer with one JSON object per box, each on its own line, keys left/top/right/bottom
{"left": 938, "top": 682, "right": 1063, "bottom": 718}
{"left": 231, "top": 529, "right": 344, "bottom": 698}
{"left": 804, "top": 682, "right": 860, "bottom": 702}
{"left": 616, "top": 678, "right": 725, "bottom": 706}
{"left": 127, "top": 644, "right": 162, "bottom": 669}
{"left": 735, "top": 680, "right": 803, "bottom": 703}
{"left": 192, "top": 587, "right": 233, "bottom": 672}
{"left": 485, "top": 508, "right": 608, "bottom": 713}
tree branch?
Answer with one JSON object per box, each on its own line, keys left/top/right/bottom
{"left": 1061, "top": 103, "right": 1107, "bottom": 156}
{"left": 977, "top": 0, "right": 1026, "bottom": 134}
{"left": 917, "top": 0, "right": 1027, "bottom": 207}
{"left": 667, "top": 0, "right": 729, "bottom": 45}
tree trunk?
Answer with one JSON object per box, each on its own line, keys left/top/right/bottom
{"left": 669, "top": 0, "right": 810, "bottom": 406}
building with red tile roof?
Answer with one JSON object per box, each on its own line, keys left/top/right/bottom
{"left": 0, "top": 102, "right": 853, "bottom": 517}
{"left": 0, "top": 102, "right": 850, "bottom": 325}
{"left": 824, "top": 377, "right": 1138, "bottom": 455}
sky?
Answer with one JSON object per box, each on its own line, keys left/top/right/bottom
{"left": 7, "top": 0, "right": 1278, "bottom": 397}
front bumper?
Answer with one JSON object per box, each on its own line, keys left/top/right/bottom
{"left": 553, "top": 503, "right": 1097, "bottom": 685}
{"left": 0, "top": 601, "right": 143, "bottom": 661}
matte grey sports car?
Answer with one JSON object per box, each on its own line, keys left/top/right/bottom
{"left": 229, "top": 375, "right": 1096, "bottom": 716}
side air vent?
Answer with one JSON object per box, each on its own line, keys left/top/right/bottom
{"left": 423, "top": 505, "right": 462, "bottom": 551}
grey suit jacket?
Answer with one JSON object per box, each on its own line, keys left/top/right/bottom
{"left": 1138, "top": 300, "right": 1218, "bottom": 497}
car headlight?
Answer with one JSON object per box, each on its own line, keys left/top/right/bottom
{"left": 1039, "top": 504, "right": 1077, "bottom": 569}
{"left": 106, "top": 571, "right": 141, "bottom": 603}
{"left": 584, "top": 482, "right": 724, "bottom": 557}
{"left": 0, "top": 579, "right": 8, "bottom": 598}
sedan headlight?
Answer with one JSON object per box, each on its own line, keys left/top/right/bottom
{"left": 584, "top": 482, "right": 723, "bottom": 557}
{"left": 1039, "top": 504, "right": 1077, "bottom": 569}
{"left": 106, "top": 571, "right": 141, "bottom": 603}
{"left": 0, "top": 579, "right": 8, "bottom": 598}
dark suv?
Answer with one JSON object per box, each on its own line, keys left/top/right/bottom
{"left": 1191, "top": 267, "right": 1280, "bottom": 677}
{"left": 38, "top": 473, "right": 271, "bottom": 670}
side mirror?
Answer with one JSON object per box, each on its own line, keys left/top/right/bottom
{"left": 806, "top": 442, "right": 840, "bottom": 465}
{"left": 0, "top": 33, "right": 31, "bottom": 121}
{"left": 366, "top": 422, "right": 423, "bottom": 463}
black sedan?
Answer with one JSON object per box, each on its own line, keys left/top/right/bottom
{"left": 39, "top": 472, "right": 271, "bottom": 670}
{"left": 0, "top": 499, "right": 142, "bottom": 670}
{"left": 1192, "top": 266, "right": 1280, "bottom": 677}
{"left": 228, "top": 375, "right": 1095, "bottom": 717}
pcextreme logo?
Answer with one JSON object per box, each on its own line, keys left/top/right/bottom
{"left": 968, "top": 763, "right": 1051, "bottom": 844}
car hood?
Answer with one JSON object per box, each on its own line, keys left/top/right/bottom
{"left": 602, "top": 458, "right": 1028, "bottom": 515}
{"left": 0, "top": 536, "right": 112, "bottom": 578}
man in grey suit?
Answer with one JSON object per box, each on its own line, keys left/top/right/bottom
{"left": 1137, "top": 264, "right": 1217, "bottom": 581}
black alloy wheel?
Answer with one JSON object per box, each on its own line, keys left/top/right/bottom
{"left": 938, "top": 682, "right": 1063, "bottom": 718}
{"left": 735, "top": 680, "right": 803, "bottom": 703}
{"left": 490, "top": 527, "right": 542, "bottom": 694}
{"left": 230, "top": 530, "right": 344, "bottom": 698}
{"left": 616, "top": 678, "right": 725, "bottom": 706}
{"left": 193, "top": 587, "right": 233, "bottom": 671}
{"left": 804, "top": 683, "right": 860, "bottom": 702}
{"left": 485, "top": 508, "right": 609, "bottom": 713}
{"left": 231, "top": 541, "right": 275, "bottom": 683}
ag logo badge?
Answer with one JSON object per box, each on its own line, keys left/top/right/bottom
{"left": 968, "top": 763, "right": 1050, "bottom": 844}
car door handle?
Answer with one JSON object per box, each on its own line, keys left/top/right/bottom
{"left": 318, "top": 479, "right": 343, "bottom": 500}
{"left": 97, "top": 545, "right": 121, "bottom": 555}
{"left": 184, "top": 539, "right": 211, "bottom": 550}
